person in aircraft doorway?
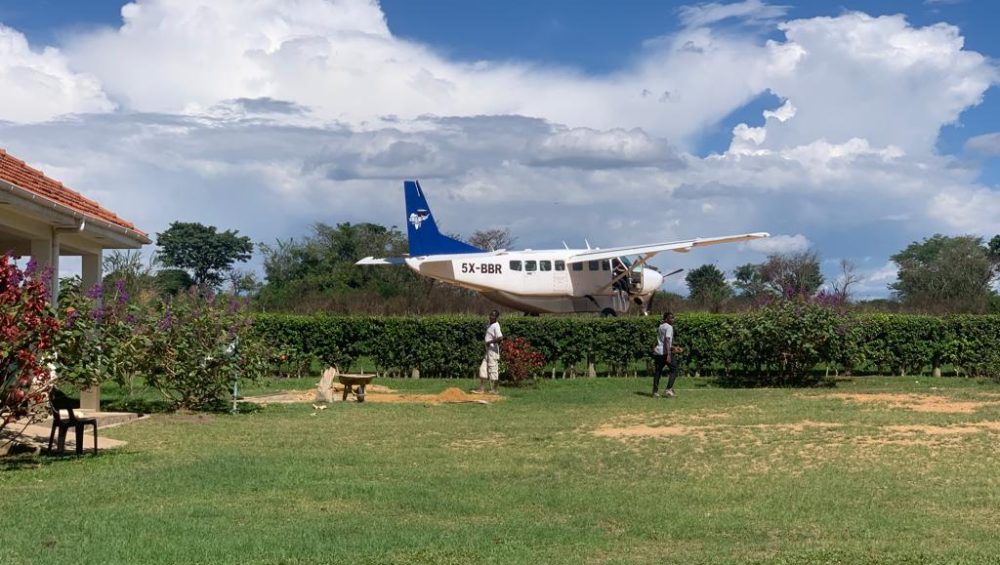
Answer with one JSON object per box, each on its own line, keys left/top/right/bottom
{"left": 612, "top": 258, "right": 631, "bottom": 293}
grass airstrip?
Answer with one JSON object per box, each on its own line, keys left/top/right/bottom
{"left": 3, "top": 376, "right": 1000, "bottom": 564}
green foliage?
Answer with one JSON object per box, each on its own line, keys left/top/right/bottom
{"left": 733, "top": 263, "right": 770, "bottom": 299}
{"left": 143, "top": 291, "right": 270, "bottom": 410}
{"left": 55, "top": 279, "right": 147, "bottom": 395}
{"left": 251, "top": 312, "right": 1000, "bottom": 385}
{"left": 154, "top": 268, "right": 195, "bottom": 295}
{"left": 685, "top": 264, "right": 732, "bottom": 312}
{"left": 156, "top": 221, "right": 253, "bottom": 288}
{"left": 720, "top": 299, "right": 841, "bottom": 387}
{"left": 890, "top": 233, "right": 999, "bottom": 313}
{"left": 759, "top": 250, "right": 824, "bottom": 295}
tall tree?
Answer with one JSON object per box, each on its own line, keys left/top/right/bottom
{"left": 733, "top": 263, "right": 770, "bottom": 299}
{"left": 890, "top": 234, "right": 1000, "bottom": 313}
{"left": 759, "top": 251, "right": 824, "bottom": 296}
{"left": 156, "top": 222, "right": 253, "bottom": 288}
{"left": 685, "top": 264, "right": 732, "bottom": 312}
{"left": 468, "top": 228, "right": 516, "bottom": 251}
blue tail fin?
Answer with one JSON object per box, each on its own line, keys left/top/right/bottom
{"left": 404, "top": 180, "right": 484, "bottom": 256}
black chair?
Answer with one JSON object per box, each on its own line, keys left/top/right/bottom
{"left": 48, "top": 390, "right": 98, "bottom": 456}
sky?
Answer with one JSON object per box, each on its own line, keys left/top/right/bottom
{"left": 1, "top": 0, "right": 999, "bottom": 297}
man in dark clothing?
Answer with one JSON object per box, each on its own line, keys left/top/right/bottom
{"left": 651, "top": 312, "right": 678, "bottom": 397}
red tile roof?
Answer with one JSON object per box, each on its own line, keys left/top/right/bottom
{"left": 0, "top": 148, "right": 146, "bottom": 237}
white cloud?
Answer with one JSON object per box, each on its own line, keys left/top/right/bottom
{"left": 0, "top": 24, "right": 113, "bottom": 122}
{"left": 0, "top": 1, "right": 998, "bottom": 298}
{"left": 678, "top": 0, "right": 789, "bottom": 28}
{"left": 965, "top": 132, "right": 1000, "bottom": 156}
{"left": 746, "top": 234, "right": 810, "bottom": 254}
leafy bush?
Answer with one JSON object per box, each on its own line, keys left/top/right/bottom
{"left": 55, "top": 279, "right": 148, "bottom": 396}
{"left": 1, "top": 255, "right": 61, "bottom": 448}
{"left": 250, "top": 312, "right": 1000, "bottom": 385}
{"left": 500, "top": 337, "right": 545, "bottom": 385}
{"left": 143, "top": 290, "right": 270, "bottom": 410}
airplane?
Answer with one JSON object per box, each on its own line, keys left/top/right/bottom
{"left": 357, "top": 180, "right": 769, "bottom": 315}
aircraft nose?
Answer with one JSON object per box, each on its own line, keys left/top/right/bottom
{"left": 643, "top": 268, "right": 664, "bottom": 292}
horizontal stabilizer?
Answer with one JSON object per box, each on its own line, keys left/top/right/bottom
{"left": 356, "top": 256, "right": 406, "bottom": 266}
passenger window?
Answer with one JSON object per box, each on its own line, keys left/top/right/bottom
{"left": 555, "top": 261, "right": 565, "bottom": 271}
{"left": 540, "top": 260, "right": 552, "bottom": 271}
{"left": 602, "top": 261, "right": 611, "bottom": 271}
{"left": 588, "top": 261, "right": 599, "bottom": 271}
{"left": 572, "top": 262, "right": 583, "bottom": 271}
{"left": 510, "top": 260, "right": 522, "bottom": 271}
{"left": 525, "top": 260, "right": 537, "bottom": 272}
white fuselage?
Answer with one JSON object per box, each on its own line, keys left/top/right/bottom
{"left": 406, "top": 249, "right": 664, "bottom": 314}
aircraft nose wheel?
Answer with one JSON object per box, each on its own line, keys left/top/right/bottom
{"left": 600, "top": 308, "right": 617, "bottom": 317}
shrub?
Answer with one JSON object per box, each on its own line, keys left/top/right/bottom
{"left": 500, "top": 337, "right": 545, "bottom": 385}
{"left": 1, "top": 256, "right": 61, "bottom": 449}
{"left": 142, "top": 290, "right": 270, "bottom": 410}
{"left": 54, "top": 279, "right": 149, "bottom": 398}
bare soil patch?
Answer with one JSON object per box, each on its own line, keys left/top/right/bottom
{"left": 824, "top": 393, "right": 990, "bottom": 413}
{"left": 246, "top": 386, "right": 497, "bottom": 405}
{"left": 592, "top": 420, "right": 840, "bottom": 440}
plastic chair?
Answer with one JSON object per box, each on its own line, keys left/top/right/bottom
{"left": 47, "top": 390, "right": 98, "bottom": 456}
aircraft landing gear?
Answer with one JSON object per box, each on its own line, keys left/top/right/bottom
{"left": 600, "top": 308, "right": 617, "bottom": 318}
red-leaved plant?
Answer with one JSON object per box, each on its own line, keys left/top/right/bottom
{"left": 499, "top": 336, "right": 545, "bottom": 385}
{"left": 1, "top": 254, "right": 60, "bottom": 451}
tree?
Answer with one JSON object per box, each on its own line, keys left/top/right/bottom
{"left": 156, "top": 222, "right": 253, "bottom": 288}
{"left": 759, "top": 251, "right": 824, "bottom": 296}
{"left": 154, "top": 269, "right": 195, "bottom": 295}
{"left": 890, "top": 234, "right": 999, "bottom": 313}
{"left": 102, "top": 250, "right": 156, "bottom": 299}
{"left": 832, "top": 259, "right": 861, "bottom": 302}
{"left": 468, "top": 228, "right": 516, "bottom": 251}
{"left": 685, "top": 264, "right": 732, "bottom": 312}
{"left": 733, "top": 263, "right": 770, "bottom": 299}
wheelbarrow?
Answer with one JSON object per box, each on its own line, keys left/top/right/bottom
{"left": 337, "top": 374, "right": 374, "bottom": 402}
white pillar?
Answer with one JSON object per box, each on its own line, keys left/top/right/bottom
{"left": 80, "top": 251, "right": 103, "bottom": 412}
{"left": 29, "top": 237, "right": 54, "bottom": 300}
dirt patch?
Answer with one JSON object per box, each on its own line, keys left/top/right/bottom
{"left": 825, "top": 393, "right": 991, "bottom": 413}
{"left": 884, "top": 422, "right": 1000, "bottom": 435}
{"left": 448, "top": 434, "right": 506, "bottom": 449}
{"left": 245, "top": 386, "right": 497, "bottom": 405}
{"left": 592, "top": 420, "right": 840, "bottom": 440}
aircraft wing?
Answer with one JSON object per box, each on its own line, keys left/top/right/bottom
{"left": 565, "top": 232, "right": 770, "bottom": 263}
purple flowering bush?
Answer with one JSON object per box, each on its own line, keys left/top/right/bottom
{"left": 54, "top": 278, "right": 148, "bottom": 396}
{"left": 142, "top": 289, "right": 269, "bottom": 410}
{"left": 54, "top": 280, "right": 269, "bottom": 411}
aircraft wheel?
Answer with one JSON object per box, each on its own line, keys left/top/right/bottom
{"left": 600, "top": 308, "right": 617, "bottom": 318}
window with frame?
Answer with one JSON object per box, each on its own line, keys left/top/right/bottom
{"left": 540, "top": 260, "right": 552, "bottom": 271}
{"left": 602, "top": 261, "right": 611, "bottom": 271}
{"left": 572, "top": 262, "right": 583, "bottom": 271}
{"left": 509, "top": 260, "right": 522, "bottom": 271}
{"left": 525, "top": 260, "right": 537, "bottom": 272}
{"left": 555, "top": 260, "right": 566, "bottom": 271}
{"left": 588, "top": 261, "right": 600, "bottom": 271}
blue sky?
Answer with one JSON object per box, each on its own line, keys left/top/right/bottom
{"left": 0, "top": 0, "right": 998, "bottom": 296}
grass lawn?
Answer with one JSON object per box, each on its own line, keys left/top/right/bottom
{"left": 3, "top": 376, "right": 1000, "bottom": 564}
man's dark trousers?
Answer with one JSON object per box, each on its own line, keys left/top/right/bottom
{"left": 652, "top": 354, "right": 677, "bottom": 394}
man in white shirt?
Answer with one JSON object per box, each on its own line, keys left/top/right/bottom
{"left": 652, "top": 312, "right": 677, "bottom": 397}
{"left": 478, "top": 310, "right": 504, "bottom": 394}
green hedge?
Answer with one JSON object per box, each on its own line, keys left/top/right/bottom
{"left": 252, "top": 313, "right": 1000, "bottom": 381}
